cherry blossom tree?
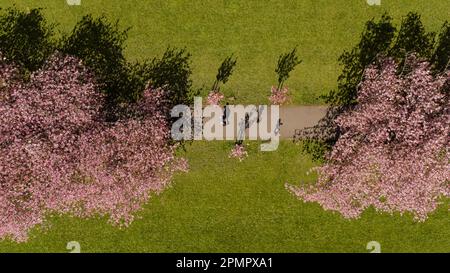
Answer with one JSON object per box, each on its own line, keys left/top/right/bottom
{"left": 206, "top": 90, "right": 225, "bottom": 105}
{"left": 269, "top": 86, "right": 290, "bottom": 105}
{"left": 0, "top": 52, "right": 187, "bottom": 241}
{"left": 287, "top": 56, "right": 449, "bottom": 221}
{"left": 229, "top": 143, "right": 248, "bottom": 162}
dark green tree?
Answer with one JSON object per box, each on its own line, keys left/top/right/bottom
{"left": 432, "top": 21, "right": 450, "bottom": 73}
{"left": 326, "top": 12, "right": 437, "bottom": 107}
{"left": 212, "top": 54, "right": 237, "bottom": 91}
{"left": 325, "top": 13, "right": 396, "bottom": 106}
{"left": 0, "top": 8, "right": 196, "bottom": 123}
{"left": 145, "top": 47, "right": 195, "bottom": 107}
{"left": 61, "top": 15, "right": 134, "bottom": 104}
{"left": 0, "top": 7, "right": 55, "bottom": 74}
{"left": 390, "top": 12, "right": 435, "bottom": 60}
{"left": 301, "top": 12, "right": 448, "bottom": 162}
{"left": 275, "top": 47, "right": 302, "bottom": 90}
{"left": 61, "top": 15, "right": 196, "bottom": 116}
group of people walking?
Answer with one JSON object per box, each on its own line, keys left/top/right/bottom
{"left": 221, "top": 103, "right": 283, "bottom": 137}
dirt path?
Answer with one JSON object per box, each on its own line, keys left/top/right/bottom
{"left": 279, "top": 105, "right": 328, "bottom": 139}
{"left": 208, "top": 105, "right": 328, "bottom": 140}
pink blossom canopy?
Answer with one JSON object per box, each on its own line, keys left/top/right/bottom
{"left": 0, "top": 52, "right": 187, "bottom": 241}
{"left": 288, "top": 57, "right": 449, "bottom": 221}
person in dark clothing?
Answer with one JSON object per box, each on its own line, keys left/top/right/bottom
{"left": 223, "top": 102, "right": 230, "bottom": 126}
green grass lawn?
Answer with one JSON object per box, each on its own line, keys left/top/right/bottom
{"left": 1, "top": 0, "right": 449, "bottom": 104}
{"left": 0, "top": 1, "right": 448, "bottom": 253}
{"left": 0, "top": 141, "right": 448, "bottom": 253}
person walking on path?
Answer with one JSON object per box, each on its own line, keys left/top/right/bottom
{"left": 274, "top": 118, "right": 283, "bottom": 136}
{"left": 223, "top": 102, "right": 230, "bottom": 126}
